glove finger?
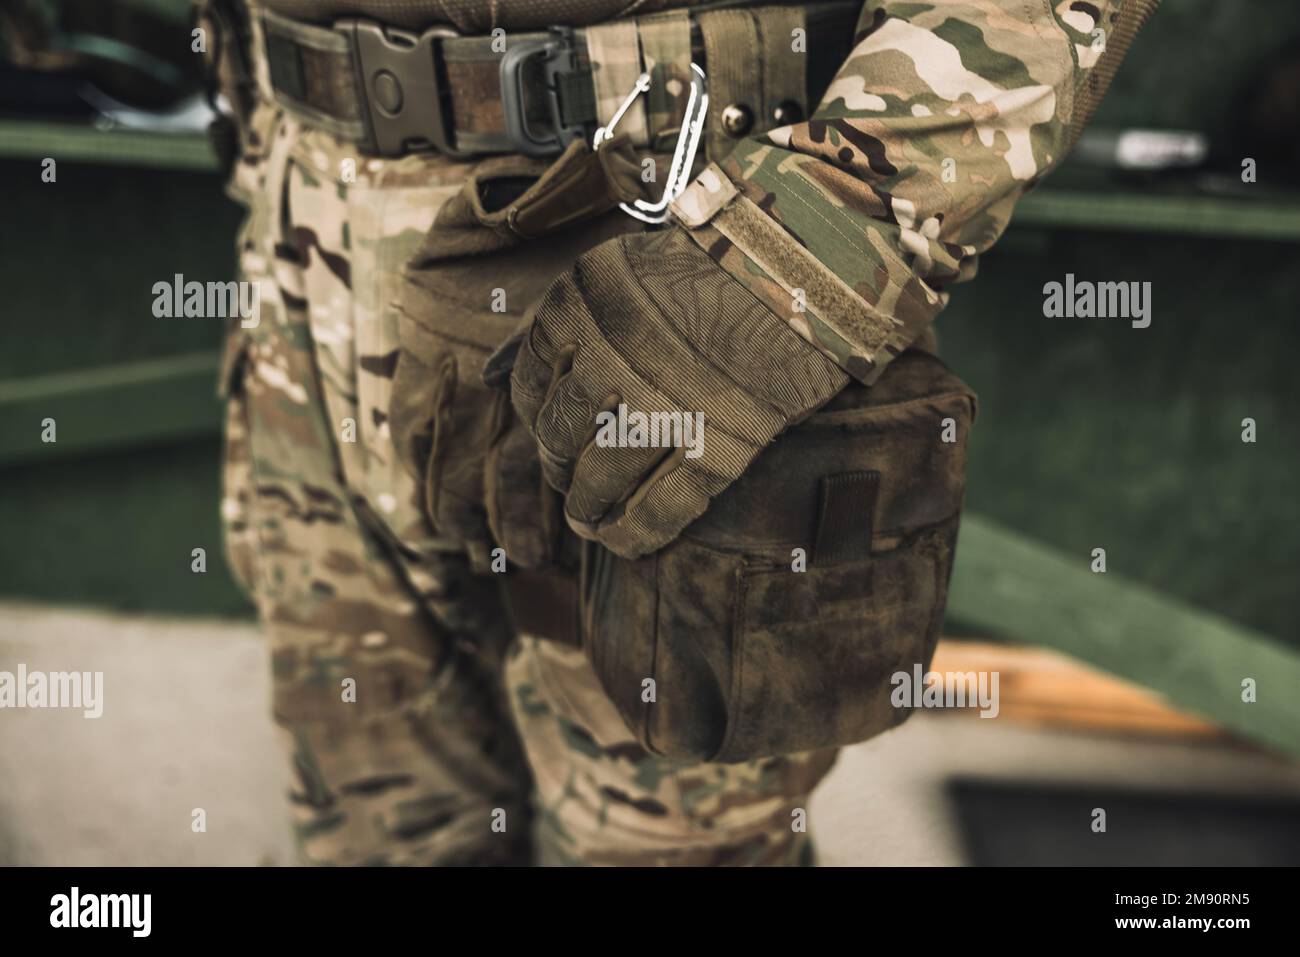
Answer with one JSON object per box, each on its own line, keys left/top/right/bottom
{"left": 485, "top": 417, "right": 557, "bottom": 570}
{"left": 482, "top": 326, "right": 526, "bottom": 392}
{"left": 508, "top": 327, "right": 555, "bottom": 434}
{"left": 564, "top": 410, "right": 677, "bottom": 529}
{"left": 531, "top": 353, "right": 602, "bottom": 493}
{"left": 509, "top": 268, "right": 591, "bottom": 426}
{"left": 584, "top": 445, "right": 699, "bottom": 557}
{"left": 594, "top": 415, "right": 774, "bottom": 557}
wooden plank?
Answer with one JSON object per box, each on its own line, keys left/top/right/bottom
{"left": 929, "top": 639, "right": 1226, "bottom": 740}
{"left": 947, "top": 514, "right": 1300, "bottom": 756}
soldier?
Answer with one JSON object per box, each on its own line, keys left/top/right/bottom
{"left": 199, "top": 0, "right": 1157, "bottom": 865}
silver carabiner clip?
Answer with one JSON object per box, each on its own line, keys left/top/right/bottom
{"left": 593, "top": 63, "right": 709, "bottom": 224}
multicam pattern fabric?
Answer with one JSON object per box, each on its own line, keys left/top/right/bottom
{"left": 507, "top": 637, "right": 836, "bottom": 866}
{"left": 222, "top": 108, "right": 535, "bottom": 865}
{"left": 586, "top": 18, "right": 652, "bottom": 145}
{"left": 684, "top": 0, "right": 1155, "bottom": 382}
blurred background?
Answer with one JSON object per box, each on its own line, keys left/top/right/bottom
{"left": 0, "top": 0, "right": 1298, "bottom": 866}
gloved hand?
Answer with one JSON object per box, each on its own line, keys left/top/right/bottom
{"left": 508, "top": 225, "right": 848, "bottom": 559}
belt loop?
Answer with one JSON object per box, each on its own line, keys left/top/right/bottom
{"left": 696, "top": 9, "right": 762, "bottom": 162}
{"left": 634, "top": 11, "right": 692, "bottom": 150}
{"left": 585, "top": 19, "right": 649, "bottom": 147}
{"left": 758, "top": 6, "right": 807, "bottom": 135}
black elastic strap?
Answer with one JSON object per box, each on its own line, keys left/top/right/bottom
{"left": 814, "top": 470, "right": 879, "bottom": 565}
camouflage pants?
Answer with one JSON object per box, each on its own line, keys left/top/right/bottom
{"left": 220, "top": 104, "right": 836, "bottom": 866}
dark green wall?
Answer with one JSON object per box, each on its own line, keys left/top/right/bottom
{"left": 940, "top": 229, "right": 1299, "bottom": 641}
{"left": 0, "top": 161, "right": 251, "bottom": 617}
{"left": 1, "top": 163, "right": 238, "bottom": 379}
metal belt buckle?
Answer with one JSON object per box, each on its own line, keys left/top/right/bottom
{"left": 339, "top": 19, "right": 467, "bottom": 157}
{"left": 499, "top": 26, "right": 589, "bottom": 157}
{"left": 594, "top": 63, "right": 709, "bottom": 224}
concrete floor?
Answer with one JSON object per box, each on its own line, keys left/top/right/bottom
{"left": 3, "top": 601, "right": 1299, "bottom": 866}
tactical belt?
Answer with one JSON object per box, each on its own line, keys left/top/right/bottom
{"left": 259, "top": 3, "right": 858, "bottom": 158}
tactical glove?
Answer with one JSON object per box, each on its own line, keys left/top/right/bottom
{"left": 509, "top": 225, "right": 848, "bottom": 559}
{"left": 393, "top": 140, "right": 646, "bottom": 571}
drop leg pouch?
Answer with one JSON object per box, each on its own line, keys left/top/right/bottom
{"left": 579, "top": 348, "right": 977, "bottom": 763}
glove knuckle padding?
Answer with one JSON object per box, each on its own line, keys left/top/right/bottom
{"left": 520, "top": 227, "right": 848, "bottom": 556}
{"left": 617, "top": 230, "right": 844, "bottom": 414}
{"left": 577, "top": 236, "right": 785, "bottom": 445}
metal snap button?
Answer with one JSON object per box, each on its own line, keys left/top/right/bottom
{"left": 721, "top": 103, "right": 754, "bottom": 137}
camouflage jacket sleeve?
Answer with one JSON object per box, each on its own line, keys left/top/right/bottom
{"left": 671, "top": 0, "right": 1159, "bottom": 384}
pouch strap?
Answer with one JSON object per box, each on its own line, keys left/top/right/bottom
{"left": 421, "top": 134, "right": 646, "bottom": 257}
{"left": 508, "top": 135, "right": 646, "bottom": 238}
{"left": 814, "top": 470, "right": 879, "bottom": 565}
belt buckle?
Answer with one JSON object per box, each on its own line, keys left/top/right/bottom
{"left": 339, "top": 19, "right": 467, "bottom": 158}
{"left": 499, "top": 26, "right": 587, "bottom": 157}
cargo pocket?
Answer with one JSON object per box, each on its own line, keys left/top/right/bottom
{"left": 581, "top": 349, "right": 977, "bottom": 763}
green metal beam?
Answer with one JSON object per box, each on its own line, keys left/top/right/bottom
{"left": 0, "top": 352, "right": 221, "bottom": 464}
{"left": 948, "top": 514, "right": 1300, "bottom": 757}
{"left": 0, "top": 122, "right": 217, "bottom": 172}
{"left": 1014, "top": 187, "right": 1300, "bottom": 241}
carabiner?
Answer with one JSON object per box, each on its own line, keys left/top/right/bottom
{"left": 593, "top": 63, "right": 709, "bottom": 224}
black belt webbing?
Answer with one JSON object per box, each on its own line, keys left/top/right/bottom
{"left": 259, "top": 2, "right": 860, "bottom": 157}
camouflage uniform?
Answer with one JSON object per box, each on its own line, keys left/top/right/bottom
{"left": 215, "top": 0, "right": 1153, "bottom": 865}
{"left": 690, "top": 0, "right": 1158, "bottom": 382}
{"left": 220, "top": 94, "right": 834, "bottom": 866}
